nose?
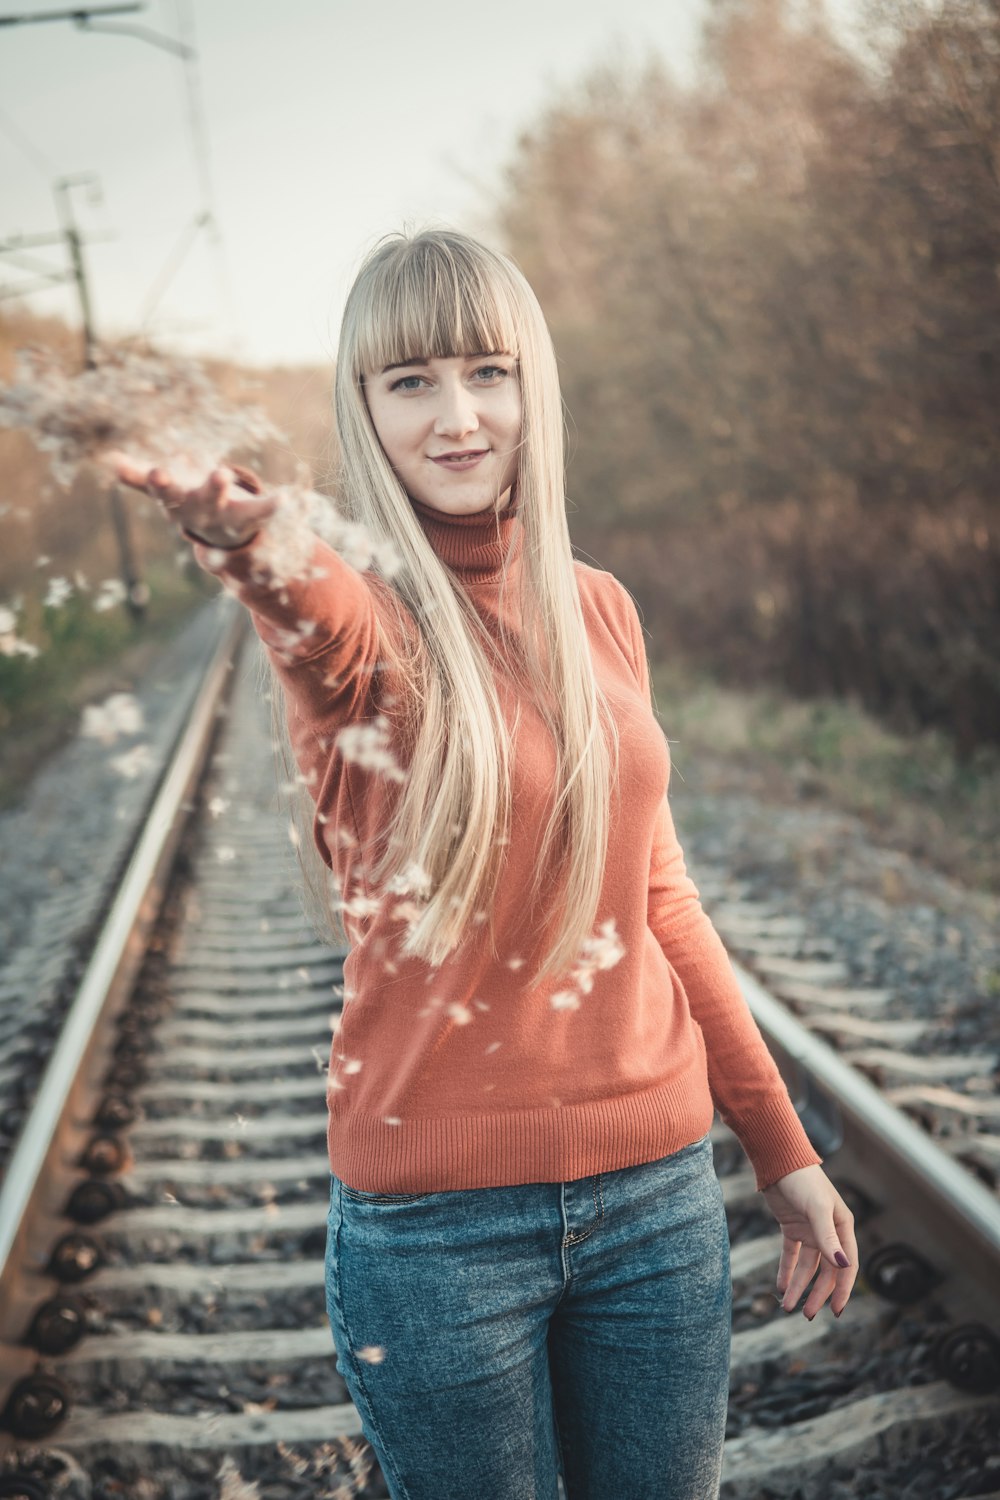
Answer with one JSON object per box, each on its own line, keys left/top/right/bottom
{"left": 433, "top": 377, "right": 480, "bottom": 440}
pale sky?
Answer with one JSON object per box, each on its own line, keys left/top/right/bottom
{"left": 0, "top": 0, "right": 867, "bottom": 368}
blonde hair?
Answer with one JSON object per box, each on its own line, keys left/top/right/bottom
{"left": 274, "top": 227, "right": 621, "bottom": 989}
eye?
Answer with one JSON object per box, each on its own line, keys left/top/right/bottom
{"left": 472, "top": 364, "right": 511, "bottom": 382}
{"left": 388, "top": 373, "right": 425, "bottom": 392}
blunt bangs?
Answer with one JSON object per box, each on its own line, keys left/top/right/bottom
{"left": 349, "top": 234, "right": 522, "bottom": 382}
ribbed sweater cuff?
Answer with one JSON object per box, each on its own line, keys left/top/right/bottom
{"left": 726, "top": 1094, "right": 825, "bottom": 1192}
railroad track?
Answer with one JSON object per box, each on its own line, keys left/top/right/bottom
{"left": 1, "top": 631, "right": 999, "bottom": 1498}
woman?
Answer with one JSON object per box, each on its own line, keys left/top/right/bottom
{"left": 113, "top": 228, "right": 857, "bottom": 1500}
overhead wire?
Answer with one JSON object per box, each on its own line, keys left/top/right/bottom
{"left": 0, "top": 102, "right": 59, "bottom": 179}
{"left": 170, "top": 0, "right": 241, "bottom": 355}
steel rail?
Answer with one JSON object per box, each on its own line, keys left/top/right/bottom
{"left": 736, "top": 959, "right": 1000, "bottom": 1296}
{"left": 0, "top": 601, "right": 246, "bottom": 1297}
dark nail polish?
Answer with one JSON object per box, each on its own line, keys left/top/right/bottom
{"left": 834, "top": 1251, "right": 850, "bottom": 1268}
{"left": 834, "top": 1307, "right": 842, "bottom": 1318}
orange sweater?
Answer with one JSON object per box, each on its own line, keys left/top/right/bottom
{"left": 191, "top": 496, "right": 822, "bottom": 1195}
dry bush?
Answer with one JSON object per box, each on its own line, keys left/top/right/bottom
{"left": 498, "top": 0, "right": 1000, "bottom": 751}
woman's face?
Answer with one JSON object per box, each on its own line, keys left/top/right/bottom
{"left": 362, "top": 352, "right": 521, "bottom": 516}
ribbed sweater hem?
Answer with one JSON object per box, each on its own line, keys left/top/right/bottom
{"left": 327, "top": 1075, "right": 723, "bottom": 1194}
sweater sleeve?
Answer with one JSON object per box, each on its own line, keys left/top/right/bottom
{"left": 618, "top": 585, "right": 824, "bottom": 1191}
{"left": 187, "top": 523, "right": 384, "bottom": 733}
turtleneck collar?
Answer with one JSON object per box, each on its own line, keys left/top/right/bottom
{"left": 409, "top": 493, "right": 522, "bottom": 585}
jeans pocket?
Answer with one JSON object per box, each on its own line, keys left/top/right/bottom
{"left": 339, "top": 1185, "right": 430, "bottom": 1206}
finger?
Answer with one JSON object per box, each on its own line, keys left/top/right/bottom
{"left": 213, "top": 489, "right": 278, "bottom": 539}
{"left": 824, "top": 1201, "right": 859, "bottom": 1315}
{"left": 776, "top": 1240, "right": 800, "bottom": 1298}
{"left": 835, "top": 1203, "right": 859, "bottom": 1272}
{"left": 227, "top": 461, "right": 264, "bottom": 495}
{"left": 802, "top": 1262, "right": 839, "bottom": 1319}
{"left": 189, "top": 466, "right": 270, "bottom": 518}
{"left": 116, "top": 460, "right": 188, "bottom": 521}
{"left": 831, "top": 1250, "right": 860, "bottom": 1318}
{"left": 821, "top": 1219, "right": 853, "bottom": 1273}
{"left": 205, "top": 498, "right": 277, "bottom": 546}
{"left": 782, "top": 1249, "right": 822, "bottom": 1311}
{"left": 108, "top": 453, "right": 153, "bottom": 491}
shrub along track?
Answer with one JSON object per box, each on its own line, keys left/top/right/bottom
{"left": 0, "top": 635, "right": 998, "bottom": 1498}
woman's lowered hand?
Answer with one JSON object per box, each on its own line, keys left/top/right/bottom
{"left": 762, "top": 1163, "right": 858, "bottom": 1318}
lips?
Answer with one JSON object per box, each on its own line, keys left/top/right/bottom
{"left": 431, "top": 450, "right": 489, "bottom": 469}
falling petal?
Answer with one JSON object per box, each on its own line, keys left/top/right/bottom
{"left": 356, "top": 1345, "right": 386, "bottom": 1365}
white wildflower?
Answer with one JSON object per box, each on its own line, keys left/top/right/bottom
{"left": 0, "top": 607, "right": 39, "bottom": 658}
{"left": 93, "top": 578, "right": 127, "bottom": 612}
{"left": 109, "top": 743, "right": 153, "bottom": 779}
{"left": 43, "top": 575, "right": 73, "bottom": 608}
{"left": 80, "top": 692, "right": 144, "bottom": 744}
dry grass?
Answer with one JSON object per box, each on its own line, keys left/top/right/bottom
{"left": 651, "top": 654, "right": 1000, "bottom": 898}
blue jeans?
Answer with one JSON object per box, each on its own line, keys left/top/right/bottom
{"left": 324, "top": 1130, "right": 731, "bottom": 1500}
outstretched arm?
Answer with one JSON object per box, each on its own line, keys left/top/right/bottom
{"left": 110, "top": 456, "right": 385, "bottom": 732}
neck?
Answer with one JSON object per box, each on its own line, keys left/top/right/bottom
{"left": 410, "top": 493, "right": 522, "bottom": 585}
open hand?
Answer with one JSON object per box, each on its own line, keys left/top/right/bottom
{"left": 107, "top": 453, "right": 277, "bottom": 549}
{"left": 762, "top": 1164, "right": 858, "bottom": 1318}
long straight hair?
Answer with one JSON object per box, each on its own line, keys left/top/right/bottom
{"left": 272, "top": 228, "right": 621, "bottom": 989}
